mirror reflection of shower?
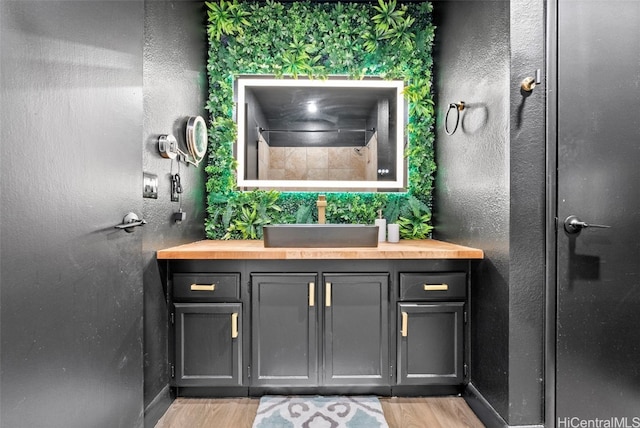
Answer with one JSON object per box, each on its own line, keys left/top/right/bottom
{"left": 236, "top": 77, "right": 406, "bottom": 190}
{"left": 257, "top": 130, "right": 379, "bottom": 183}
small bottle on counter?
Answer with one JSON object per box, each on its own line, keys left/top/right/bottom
{"left": 375, "top": 209, "right": 386, "bottom": 242}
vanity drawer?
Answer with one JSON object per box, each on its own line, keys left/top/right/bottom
{"left": 400, "top": 272, "right": 466, "bottom": 301}
{"left": 173, "top": 273, "right": 240, "bottom": 302}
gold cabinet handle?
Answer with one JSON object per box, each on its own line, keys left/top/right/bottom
{"left": 423, "top": 283, "right": 448, "bottom": 291}
{"left": 309, "top": 282, "right": 315, "bottom": 307}
{"left": 401, "top": 312, "right": 408, "bottom": 337}
{"left": 191, "top": 283, "right": 216, "bottom": 291}
{"left": 231, "top": 312, "right": 238, "bottom": 339}
{"left": 325, "top": 282, "right": 332, "bottom": 307}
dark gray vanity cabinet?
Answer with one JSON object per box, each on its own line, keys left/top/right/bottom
{"left": 323, "top": 273, "right": 389, "bottom": 387}
{"left": 396, "top": 272, "right": 466, "bottom": 386}
{"left": 172, "top": 273, "right": 242, "bottom": 387}
{"left": 250, "top": 274, "right": 318, "bottom": 386}
{"left": 158, "top": 242, "right": 484, "bottom": 396}
{"left": 250, "top": 272, "right": 389, "bottom": 389}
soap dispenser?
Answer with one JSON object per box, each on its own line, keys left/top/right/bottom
{"left": 375, "top": 210, "right": 386, "bottom": 242}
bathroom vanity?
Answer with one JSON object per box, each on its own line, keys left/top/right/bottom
{"left": 157, "top": 239, "right": 483, "bottom": 397}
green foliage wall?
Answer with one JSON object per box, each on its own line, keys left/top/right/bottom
{"left": 205, "top": 0, "right": 436, "bottom": 240}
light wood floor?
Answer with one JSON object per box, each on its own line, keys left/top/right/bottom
{"left": 155, "top": 396, "right": 485, "bottom": 428}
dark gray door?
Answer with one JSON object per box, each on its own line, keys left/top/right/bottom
{"left": 1, "top": 2, "right": 144, "bottom": 426}
{"left": 323, "top": 273, "right": 389, "bottom": 387}
{"left": 556, "top": 0, "right": 640, "bottom": 422}
{"left": 251, "top": 274, "right": 318, "bottom": 386}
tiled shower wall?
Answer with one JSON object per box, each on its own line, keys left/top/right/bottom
{"left": 258, "top": 133, "right": 378, "bottom": 181}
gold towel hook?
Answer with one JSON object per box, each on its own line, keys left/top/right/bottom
{"left": 521, "top": 69, "right": 542, "bottom": 92}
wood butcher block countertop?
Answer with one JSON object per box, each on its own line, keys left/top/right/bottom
{"left": 157, "top": 239, "right": 484, "bottom": 260}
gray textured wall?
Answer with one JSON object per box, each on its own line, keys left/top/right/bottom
{"left": 507, "top": 0, "right": 546, "bottom": 424}
{"left": 433, "top": 0, "right": 545, "bottom": 425}
{"left": 142, "top": 1, "right": 208, "bottom": 425}
{"left": 433, "top": 0, "right": 511, "bottom": 419}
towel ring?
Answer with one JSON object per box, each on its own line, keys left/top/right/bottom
{"left": 445, "top": 102, "right": 465, "bottom": 136}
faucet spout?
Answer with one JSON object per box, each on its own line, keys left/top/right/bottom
{"left": 316, "top": 195, "right": 327, "bottom": 224}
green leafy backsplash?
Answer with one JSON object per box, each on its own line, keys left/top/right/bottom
{"left": 205, "top": 0, "right": 436, "bottom": 240}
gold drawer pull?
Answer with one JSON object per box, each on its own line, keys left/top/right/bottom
{"left": 325, "top": 282, "right": 332, "bottom": 307}
{"left": 424, "top": 284, "right": 448, "bottom": 291}
{"left": 231, "top": 312, "right": 238, "bottom": 339}
{"left": 401, "top": 311, "right": 408, "bottom": 337}
{"left": 190, "top": 283, "right": 216, "bottom": 291}
{"left": 309, "top": 282, "right": 315, "bottom": 307}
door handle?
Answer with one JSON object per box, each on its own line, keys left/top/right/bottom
{"left": 563, "top": 215, "right": 611, "bottom": 235}
{"left": 114, "top": 212, "right": 147, "bottom": 233}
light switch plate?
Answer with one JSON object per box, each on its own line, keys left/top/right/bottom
{"left": 143, "top": 172, "right": 158, "bottom": 199}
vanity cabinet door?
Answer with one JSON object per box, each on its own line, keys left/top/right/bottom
{"left": 250, "top": 274, "right": 318, "bottom": 387}
{"left": 397, "top": 302, "right": 464, "bottom": 385}
{"left": 322, "top": 274, "right": 389, "bottom": 387}
{"left": 173, "top": 303, "right": 242, "bottom": 387}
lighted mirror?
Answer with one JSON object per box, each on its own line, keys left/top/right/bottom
{"left": 236, "top": 77, "right": 406, "bottom": 191}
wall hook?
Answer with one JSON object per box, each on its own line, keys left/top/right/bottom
{"left": 445, "top": 101, "right": 465, "bottom": 136}
{"left": 521, "top": 69, "right": 541, "bottom": 92}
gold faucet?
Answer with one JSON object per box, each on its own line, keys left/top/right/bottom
{"left": 316, "top": 195, "right": 327, "bottom": 224}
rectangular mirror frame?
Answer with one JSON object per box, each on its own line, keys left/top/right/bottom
{"left": 236, "top": 78, "right": 406, "bottom": 191}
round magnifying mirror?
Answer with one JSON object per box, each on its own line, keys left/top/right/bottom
{"left": 186, "top": 116, "right": 207, "bottom": 163}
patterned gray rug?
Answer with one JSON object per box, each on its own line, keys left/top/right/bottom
{"left": 252, "top": 395, "right": 389, "bottom": 428}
